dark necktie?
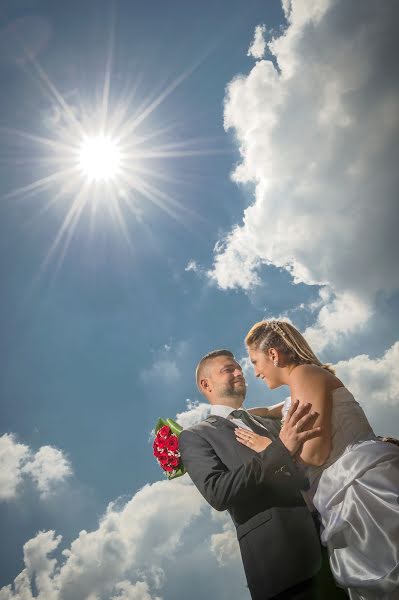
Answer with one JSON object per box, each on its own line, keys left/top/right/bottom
{"left": 229, "top": 409, "right": 272, "bottom": 438}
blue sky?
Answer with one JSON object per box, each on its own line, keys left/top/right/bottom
{"left": 1, "top": 1, "right": 398, "bottom": 599}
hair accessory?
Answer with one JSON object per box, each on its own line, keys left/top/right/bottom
{"left": 268, "top": 321, "right": 286, "bottom": 336}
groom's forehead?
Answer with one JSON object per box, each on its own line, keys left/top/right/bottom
{"left": 211, "top": 356, "right": 241, "bottom": 371}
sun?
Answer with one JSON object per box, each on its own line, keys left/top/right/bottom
{"left": 2, "top": 48, "right": 222, "bottom": 268}
{"left": 78, "top": 134, "right": 122, "bottom": 182}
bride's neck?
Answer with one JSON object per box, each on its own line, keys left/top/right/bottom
{"left": 279, "top": 363, "right": 299, "bottom": 386}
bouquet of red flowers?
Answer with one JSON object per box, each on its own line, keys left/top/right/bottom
{"left": 153, "top": 418, "right": 186, "bottom": 480}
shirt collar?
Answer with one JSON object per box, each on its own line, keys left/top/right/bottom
{"left": 210, "top": 405, "right": 246, "bottom": 419}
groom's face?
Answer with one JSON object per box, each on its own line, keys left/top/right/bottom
{"left": 206, "top": 356, "right": 246, "bottom": 404}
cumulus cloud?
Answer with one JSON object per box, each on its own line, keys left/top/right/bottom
{"left": 303, "top": 291, "right": 373, "bottom": 353}
{"left": 0, "top": 434, "right": 29, "bottom": 500}
{"left": 0, "top": 476, "right": 248, "bottom": 600}
{"left": 111, "top": 580, "right": 161, "bottom": 600}
{"left": 175, "top": 400, "right": 210, "bottom": 429}
{"left": 21, "top": 446, "right": 72, "bottom": 499}
{"left": 0, "top": 434, "right": 72, "bottom": 501}
{"left": 208, "top": 0, "right": 399, "bottom": 344}
{"left": 184, "top": 260, "right": 198, "bottom": 273}
{"left": 0, "top": 478, "right": 203, "bottom": 599}
{"left": 334, "top": 341, "right": 399, "bottom": 437}
{"left": 210, "top": 513, "right": 241, "bottom": 567}
{"left": 247, "top": 24, "right": 267, "bottom": 59}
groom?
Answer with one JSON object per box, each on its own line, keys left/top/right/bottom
{"left": 179, "top": 350, "right": 322, "bottom": 599}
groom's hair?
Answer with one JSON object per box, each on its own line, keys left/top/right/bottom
{"left": 195, "top": 349, "right": 234, "bottom": 391}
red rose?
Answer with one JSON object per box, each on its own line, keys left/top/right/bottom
{"left": 163, "top": 463, "right": 174, "bottom": 472}
{"left": 158, "top": 425, "right": 171, "bottom": 438}
{"left": 155, "top": 437, "right": 167, "bottom": 449}
{"left": 158, "top": 454, "right": 169, "bottom": 466}
{"left": 169, "top": 456, "right": 179, "bottom": 468}
{"left": 153, "top": 443, "right": 165, "bottom": 458}
{"left": 166, "top": 435, "right": 179, "bottom": 452}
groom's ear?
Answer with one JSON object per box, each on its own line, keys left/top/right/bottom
{"left": 200, "top": 377, "right": 210, "bottom": 393}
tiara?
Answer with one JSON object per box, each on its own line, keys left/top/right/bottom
{"left": 267, "top": 320, "right": 286, "bottom": 336}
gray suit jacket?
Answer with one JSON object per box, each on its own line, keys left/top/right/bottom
{"left": 179, "top": 414, "right": 321, "bottom": 599}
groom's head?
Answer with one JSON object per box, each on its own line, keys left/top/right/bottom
{"left": 196, "top": 350, "right": 246, "bottom": 408}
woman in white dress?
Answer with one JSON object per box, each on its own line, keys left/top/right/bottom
{"left": 234, "top": 320, "right": 399, "bottom": 600}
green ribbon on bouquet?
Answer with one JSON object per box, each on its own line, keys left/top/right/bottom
{"left": 155, "top": 417, "right": 183, "bottom": 437}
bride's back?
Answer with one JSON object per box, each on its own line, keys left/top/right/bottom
{"left": 307, "top": 386, "right": 375, "bottom": 487}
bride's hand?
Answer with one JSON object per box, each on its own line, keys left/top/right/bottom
{"left": 279, "top": 399, "right": 321, "bottom": 455}
{"left": 235, "top": 428, "right": 273, "bottom": 452}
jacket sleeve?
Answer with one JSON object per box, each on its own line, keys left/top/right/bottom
{"left": 179, "top": 428, "right": 309, "bottom": 512}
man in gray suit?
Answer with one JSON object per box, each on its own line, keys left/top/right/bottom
{"left": 179, "top": 350, "right": 322, "bottom": 599}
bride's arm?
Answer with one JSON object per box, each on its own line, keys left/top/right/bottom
{"left": 248, "top": 402, "right": 284, "bottom": 419}
{"left": 290, "top": 368, "right": 333, "bottom": 467}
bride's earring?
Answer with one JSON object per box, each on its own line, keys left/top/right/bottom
{"left": 273, "top": 358, "right": 279, "bottom": 367}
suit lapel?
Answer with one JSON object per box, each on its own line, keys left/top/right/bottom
{"left": 206, "top": 415, "right": 235, "bottom": 430}
{"left": 207, "top": 414, "right": 277, "bottom": 438}
{"left": 206, "top": 415, "right": 276, "bottom": 436}
{"left": 205, "top": 415, "right": 262, "bottom": 460}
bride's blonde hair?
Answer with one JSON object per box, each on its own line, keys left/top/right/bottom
{"left": 245, "top": 320, "right": 335, "bottom": 374}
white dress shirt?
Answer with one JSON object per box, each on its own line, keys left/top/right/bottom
{"left": 210, "top": 404, "right": 253, "bottom": 431}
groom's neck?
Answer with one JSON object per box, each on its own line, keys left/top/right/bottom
{"left": 211, "top": 398, "right": 244, "bottom": 409}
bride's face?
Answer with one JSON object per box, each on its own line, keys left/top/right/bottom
{"left": 248, "top": 346, "right": 280, "bottom": 389}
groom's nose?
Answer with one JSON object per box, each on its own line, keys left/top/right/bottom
{"left": 234, "top": 367, "right": 245, "bottom": 379}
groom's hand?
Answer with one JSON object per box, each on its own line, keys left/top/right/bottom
{"left": 279, "top": 400, "right": 321, "bottom": 456}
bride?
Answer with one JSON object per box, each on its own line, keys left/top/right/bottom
{"left": 234, "top": 320, "right": 399, "bottom": 600}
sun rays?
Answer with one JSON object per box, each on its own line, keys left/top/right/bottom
{"left": 0, "top": 33, "right": 225, "bottom": 272}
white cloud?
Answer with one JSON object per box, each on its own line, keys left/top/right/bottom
{"left": 247, "top": 25, "right": 267, "bottom": 60}
{"left": 111, "top": 580, "right": 161, "bottom": 600}
{"left": 0, "top": 478, "right": 204, "bottom": 599}
{"left": 0, "top": 530, "right": 61, "bottom": 600}
{"left": 175, "top": 400, "right": 210, "bottom": 429}
{"left": 208, "top": 0, "right": 399, "bottom": 345}
{"left": 184, "top": 260, "right": 198, "bottom": 273}
{"left": 0, "top": 476, "right": 249, "bottom": 600}
{"left": 210, "top": 514, "right": 241, "bottom": 567}
{"left": 334, "top": 341, "right": 399, "bottom": 437}
{"left": 24, "top": 530, "right": 62, "bottom": 598}
{"left": 0, "top": 434, "right": 29, "bottom": 500}
{"left": 303, "top": 291, "right": 373, "bottom": 353}
{"left": 21, "top": 446, "right": 72, "bottom": 499}
{"left": 0, "top": 434, "right": 72, "bottom": 501}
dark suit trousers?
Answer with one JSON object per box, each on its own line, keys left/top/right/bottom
{"left": 270, "top": 577, "right": 317, "bottom": 599}
{"left": 267, "top": 522, "right": 349, "bottom": 600}
{"left": 270, "top": 570, "right": 348, "bottom": 599}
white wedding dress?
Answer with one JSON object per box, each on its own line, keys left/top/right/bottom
{"left": 284, "top": 388, "right": 399, "bottom": 599}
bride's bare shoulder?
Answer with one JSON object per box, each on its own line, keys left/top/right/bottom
{"left": 291, "top": 364, "right": 343, "bottom": 389}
